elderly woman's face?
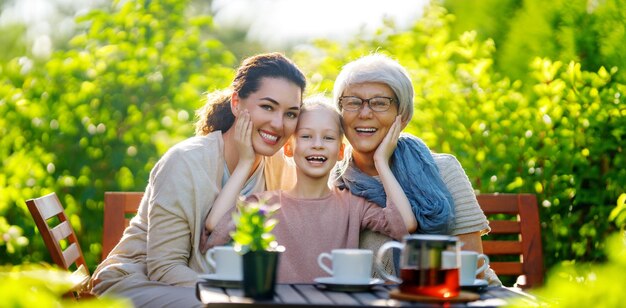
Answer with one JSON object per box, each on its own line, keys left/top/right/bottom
{"left": 340, "top": 82, "right": 399, "bottom": 155}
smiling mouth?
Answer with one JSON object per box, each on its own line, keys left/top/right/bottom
{"left": 305, "top": 155, "right": 327, "bottom": 164}
{"left": 259, "top": 130, "right": 279, "bottom": 145}
{"left": 355, "top": 127, "right": 377, "bottom": 134}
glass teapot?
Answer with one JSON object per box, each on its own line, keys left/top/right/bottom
{"left": 376, "top": 234, "right": 461, "bottom": 298}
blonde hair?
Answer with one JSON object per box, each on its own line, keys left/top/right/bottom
{"left": 298, "top": 95, "right": 348, "bottom": 182}
{"left": 299, "top": 94, "right": 344, "bottom": 137}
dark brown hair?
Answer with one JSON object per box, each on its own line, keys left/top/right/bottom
{"left": 194, "top": 53, "right": 306, "bottom": 136}
{"left": 194, "top": 90, "right": 233, "bottom": 136}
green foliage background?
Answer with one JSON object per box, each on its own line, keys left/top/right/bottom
{"left": 445, "top": 0, "right": 626, "bottom": 85}
{"left": 1, "top": 0, "right": 625, "bottom": 288}
{"left": 1, "top": 0, "right": 236, "bottom": 267}
{"left": 294, "top": 3, "right": 625, "bottom": 272}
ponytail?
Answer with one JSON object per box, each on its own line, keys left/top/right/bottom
{"left": 194, "top": 90, "right": 234, "bottom": 136}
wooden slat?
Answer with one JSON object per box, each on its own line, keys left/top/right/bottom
{"left": 102, "top": 194, "right": 126, "bottom": 260}
{"left": 477, "top": 194, "right": 519, "bottom": 214}
{"left": 479, "top": 203, "right": 519, "bottom": 214}
{"left": 224, "top": 287, "right": 252, "bottom": 303}
{"left": 35, "top": 193, "right": 64, "bottom": 220}
{"left": 351, "top": 291, "right": 381, "bottom": 306}
{"left": 294, "top": 284, "right": 333, "bottom": 305}
{"left": 224, "top": 288, "right": 244, "bottom": 297}
{"left": 276, "top": 284, "right": 307, "bottom": 304}
{"left": 122, "top": 193, "right": 143, "bottom": 212}
{"left": 518, "top": 194, "right": 544, "bottom": 288}
{"left": 102, "top": 192, "right": 142, "bottom": 260}
{"left": 373, "top": 286, "right": 393, "bottom": 300}
{"left": 323, "top": 288, "right": 361, "bottom": 306}
{"left": 482, "top": 241, "right": 522, "bottom": 255}
{"left": 50, "top": 221, "right": 73, "bottom": 242}
{"left": 62, "top": 242, "right": 81, "bottom": 266}
{"left": 197, "top": 285, "right": 231, "bottom": 304}
{"left": 487, "top": 220, "right": 521, "bottom": 234}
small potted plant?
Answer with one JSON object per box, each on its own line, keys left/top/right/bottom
{"left": 230, "top": 198, "right": 283, "bottom": 300}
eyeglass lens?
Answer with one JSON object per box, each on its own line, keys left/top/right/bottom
{"left": 341, "top": 97, "right": 393, "bottom": 112}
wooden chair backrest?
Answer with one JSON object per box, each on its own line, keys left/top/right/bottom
{"left": 97, "top": 191, "right": 544, "bottom": 287}
{"left": 101, "top": 191, "right": 143, "bottom": 260}
{"left": 476, "top": 193, "right": 544, "bottom": 288}
{"left": 26, "top": 192, "right": 91, "bottom": 299}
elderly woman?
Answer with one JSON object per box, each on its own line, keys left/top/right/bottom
{"left": 333, "top": 54, "right": 501, "bottom": 285}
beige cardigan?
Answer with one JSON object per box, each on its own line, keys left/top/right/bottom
{"left": 91, "top": 132, "right": 295, "bottom": 294}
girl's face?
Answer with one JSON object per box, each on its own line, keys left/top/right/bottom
{"left": 287, "top": 107, "right": 344, "bottom": 180}
{"left": 234, "top": 77, "right": 302, "bottom": 156}
{"left": 340, "top": 82, "right": 399, "bottom": 156}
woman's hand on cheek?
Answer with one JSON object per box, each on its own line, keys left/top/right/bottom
{"left": 235, "top": 110, "right": 255, "bottom": 166}
{"left": 374, "top": 116, "right": 402, "bottom": 168}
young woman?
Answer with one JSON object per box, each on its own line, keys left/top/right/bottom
{"left": 333, "top": 53, "right": 501, "bottom": 285}
{"left": 90, "top": 53, "right": 306, "bottom": 306}
{"left": 204, "top": 97, "right": 416, "bottom": 283}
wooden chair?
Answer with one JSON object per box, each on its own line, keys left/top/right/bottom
{"left": 476, "top": 193, "right": 544, "bottom": 289}
{"left": 101, "top": 191, "right": 143, "bottom": 260}
{"left": 26, "top": 192, "right": 91, "bottom": 299}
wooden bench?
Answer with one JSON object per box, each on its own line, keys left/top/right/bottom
{"left": 476, "top": 193, "right": 544, "bottom": 288}
{"left": 101, "top": 191, "right": 143, "bottom": 260}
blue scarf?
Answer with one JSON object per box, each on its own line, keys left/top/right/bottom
{"left": 335, "top": 133, "right": 455, "bottom": 234}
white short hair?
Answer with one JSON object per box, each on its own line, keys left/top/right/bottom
{"left": 333, "top": 53, "right": 414, "bottom": 123}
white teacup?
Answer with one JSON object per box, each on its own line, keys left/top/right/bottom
{"left": 205, "top": 246, "right": 242, "bottom": 280}
{"left": 317, "top": 249, "right": 372, "bottom": 284}
{"left": 443, "top": 250, "right": 489, "bottom": 286}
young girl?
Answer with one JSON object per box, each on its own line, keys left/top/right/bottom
{"left": 204, "top": 96, "right": 416, "bottom": 283}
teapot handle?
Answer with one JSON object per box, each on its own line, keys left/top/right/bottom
{"left": 376, "top": 241, "right": 403, "bottom": 283}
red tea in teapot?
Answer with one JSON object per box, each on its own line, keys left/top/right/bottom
{"left": 399, "top": 268, "right": 460, "bottom": 298}
{"left": 376, "top": 235, "right": 462, "bottom": 298}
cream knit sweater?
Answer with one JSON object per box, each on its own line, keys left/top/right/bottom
{"left": 91, "top": 132, "right": 295, "bottom": 295}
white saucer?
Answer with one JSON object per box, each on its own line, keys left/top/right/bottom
{"left": 461, "top": 278, "right": 488, "bottom": 287}
{"left": 314, "top": 277, "right": 384, "bottom": 292}
{"left": 460, "top": 279, "right": 488, "bottom": 292}
{"left": 198, "top": 273, "right": 242, "bottom": 288}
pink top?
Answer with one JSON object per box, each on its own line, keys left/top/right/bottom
{"left": 206, "top": 187, "right": 408, "bottom": 283}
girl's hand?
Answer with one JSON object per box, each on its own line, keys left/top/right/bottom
{"left": 235, "top": 110, "right": 255, "bottom": 165}
{"left": 374, "top": 116, "right": 401, "bottom": 167}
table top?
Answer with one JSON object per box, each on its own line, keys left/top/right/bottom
{"left": 196, "top": 281, "right": 539, "bottom": 307}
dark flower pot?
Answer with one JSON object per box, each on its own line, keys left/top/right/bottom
{"left": 242, "top": 250, "right": 280, "bottom": 300}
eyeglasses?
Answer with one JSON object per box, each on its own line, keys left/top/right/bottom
{"left": 338, "top": 96, "right": 395, "bottom": 112}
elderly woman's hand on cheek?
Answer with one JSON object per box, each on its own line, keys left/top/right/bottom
{"left": 374, "top": 116, "right": 402, "bottom": 168}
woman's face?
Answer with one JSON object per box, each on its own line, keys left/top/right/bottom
{"left": 340, "top": 82, "right": 399, "bottom": 156}
{"left": 236, "top": 77, "right": 302, "bottom": 156}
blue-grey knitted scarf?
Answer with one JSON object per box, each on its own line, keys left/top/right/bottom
{"left": 336, "top": 133, "right": 455, "bottom": 234}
